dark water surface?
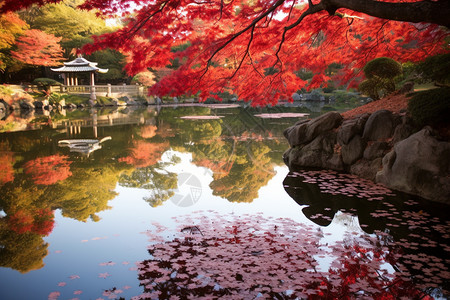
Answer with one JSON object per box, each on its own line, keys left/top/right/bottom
{"left": 0, "top": 104, "right": 448, "bottom": 299}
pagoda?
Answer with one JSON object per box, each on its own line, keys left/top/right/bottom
{"left": 51, "top": 55, "right": 108, "bottom": 100}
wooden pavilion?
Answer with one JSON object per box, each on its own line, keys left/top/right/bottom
{"left": 51, "top": 55, "right": 108, "bottom": 100}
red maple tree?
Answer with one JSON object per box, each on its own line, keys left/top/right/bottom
{"left": 3, "top": 0, "right": 449, "bottom": 106}
{"left": 11, "top": 29, "right": 64, "bottom": 66}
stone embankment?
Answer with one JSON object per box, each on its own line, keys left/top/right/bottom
{"left": 283, "top": 111, "right": 450, "bottom": 203}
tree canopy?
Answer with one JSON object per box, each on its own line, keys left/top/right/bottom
{"left": 1, "top": 0, "right": 449, "bottom": 105}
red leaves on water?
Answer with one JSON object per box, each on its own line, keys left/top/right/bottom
{"left": 135, "top": 212, "right": 438, "bottom": 299}
{"left": 23, "top": 154, "right": 72, "bottom": 185}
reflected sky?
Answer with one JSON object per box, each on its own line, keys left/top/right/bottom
{"left": 0, "top": 105, "right": 448, "bottom": 299}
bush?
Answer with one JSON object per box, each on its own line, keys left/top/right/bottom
{"left": 33, "top": 78, "right": 62, "bottom": 92}
{"left": 408, "top": 87, "right": 450, "bottom": 128}
{"left": 416, "top": 53, "right": 450, "bottom": 85}
{"left": 359, "top": 57, "right": 403, "bottom": 100}
{"left": 363, "top": 57, "right": 402, "bottom": 80}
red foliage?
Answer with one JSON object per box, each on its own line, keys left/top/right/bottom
{"left": 23, "top": 154, "right": 72, "bottom": 185}
{"left": 11, "top": 29, "right": 64, "bottom": 66}
{"left": 2, "top": 0, "right": 449, "bottom": 106}
{"left": 0, "top": 0, "right": 60, "bottom": 13}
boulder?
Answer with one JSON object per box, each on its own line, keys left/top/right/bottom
{"left": 285, "top": 132, "right": 337, "bottom": 169}
{"left": 33, "top": 101, "right": 45, "bottom": 109}
{"left": 0, "top": 99, "right": 9, "bottom": 112}
{"left": 363, "top": 141, "right": 390, "bottom": 160}
{"left": 292, "top": 93, "right": 302, "bottom": 101}
{"left": 19, "top": 100, "right": 34, "bottom": 110}
{"left": 362, "top": 110, "right": 397, "bottom": 141}
{"left": 350, "top": 158, "right": 383, "bottom": 181}
{"left": 283, "top": 119, "right": 309, "bottom": 147}
{"left": 341, "top": 134, "right": 365, "bottom": 165}
{"left": 392, "top": 115, "right": 416, "bottom": 144}
{"left": 304, "top": 112, "right": 343, "bottom": 144}
{"left": 337, "top": 113, "right": 369, "bottom": 145}
{"left": 376, "top": 128, "right": 450, "bottom": 203}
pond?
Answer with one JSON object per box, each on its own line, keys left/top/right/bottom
{"left": 0, "top": 103, "right": 448, "bottom": 300}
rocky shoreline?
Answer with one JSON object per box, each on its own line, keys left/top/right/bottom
{"left": 283, "top": 111, "right": 450, "bottom": 204}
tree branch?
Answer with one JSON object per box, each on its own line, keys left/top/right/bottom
{"left": 324, "top": 0, "right": 450, "bottom": 28}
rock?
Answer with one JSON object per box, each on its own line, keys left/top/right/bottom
{"left": 362, "top": 110, "right": 397, "bottom": 141}
{"left": 350, "top": 158, "right": 383, "bottom": 181}
{"left": 66, "top": 103, "right": 77, "bottom": 109}
{"left": 19, "top": 100, "right": 34, "bottom": 110}
{"left": 33, "top": 101, "right": 45, "bottom": 109}
{"left": 0, "top": 100, "right": 9, "bottom": 112}
{"left": 341, "top": 134, "right": 365, "bottom": 165}
{"left": 398, "top": 81, "right": 414, "bottom": 94}
{"left": 337, "top": 113, "right": 369, "bottom": 145}
{"left": 392, "top": 116, "right": 416, "bottom": 144}
{"left": 363, "top": 141, "right": 390, "bottom": 160}
{"left": 304, "top": 112, "right": 343, "bottom": 144}
{"left": 325, "top": 153, "right": 345, "bottom": 171}
{"left": 283, "top": 119, "right": 309, "bottom": 147}
{"left": 287, "top": 132, "right": 337, "bottom": 169}
{"left": 126, "top": 99, "right": 137, "bottom": 105}
{"left": 292, "top": 93, "right": 302, "bottom": 101}
{"left": 376, "top": 128, "right": 450, "bottom": 203}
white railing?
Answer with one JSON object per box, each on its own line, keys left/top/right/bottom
{"left": 49, "top": 84, "right": 148, "bottom": 97}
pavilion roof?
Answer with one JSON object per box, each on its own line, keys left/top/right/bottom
{"left": 51, "top": 56, "right": 108, "bottom": 73}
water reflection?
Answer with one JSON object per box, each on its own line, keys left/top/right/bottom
{"left": 283, "top": 170, "right": 450, "bottom": 297}
{"left": 0, "top": 105, "right": 448, "bottom": 299}
{"left": 0, "top": 105, "right": 295, "bottom": 277}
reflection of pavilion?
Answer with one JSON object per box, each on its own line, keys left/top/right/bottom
{"left": 51, "top": 55, "right": 108, "bottom": 101}
{"left": 58, "top": 136, "right": 112, "bottom": 157}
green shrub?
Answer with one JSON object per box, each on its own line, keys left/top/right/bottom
{"left": 408, "top": 87, "right": 450, "bottom": 127}
{"left": 364, "top": 57, "right": 402, "bottom": 80}
{"left": 33, "top": 78, "right": 62, "bottom": 92}
{"left": 416, "top": 53, "right": 450, "bottom": 85}
{"left": 359, "top": 57, "right": 403, "bottom": 100}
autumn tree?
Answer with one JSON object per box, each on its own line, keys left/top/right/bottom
{"left": 0, "top": 12, "right": 28, "bottom": 71}
{"left": 5, "top": 0, "right": 447, "bottom": 105}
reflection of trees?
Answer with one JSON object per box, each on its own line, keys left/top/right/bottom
{"left": 23, "top": 154, "right": 72, "bottom": 185}
{"left": 45, "top": 165, "right": 122, "bottom": 222}
{"left": 119, "top": 156, "right": 180, "bottom": 207}
{"left": 119, "top": 140, "right": 170, "bottom": 168}
{"left": 135, "top": 213, "right": 436, "bottom": 299}
{"left": 0, "top": 141, "right": 15, "bottom": 185}
{"left": 209, "top": 141, "right": 275, "bottom": 203}
{"left": 157, "top": 107, "right": 281, "bottom": 203}
{"left": 0, "top": 227, "right": 48, "bottom": 273}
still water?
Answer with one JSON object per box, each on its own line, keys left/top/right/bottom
{"left": 0, "top": 103, "right": 448, "bottom": 300}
